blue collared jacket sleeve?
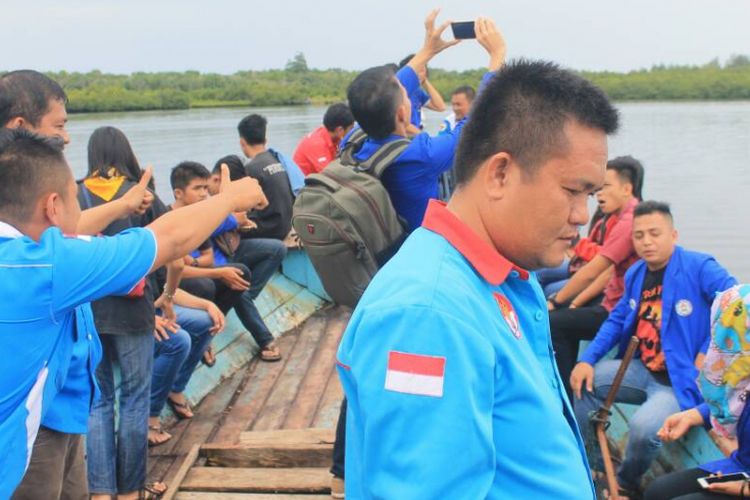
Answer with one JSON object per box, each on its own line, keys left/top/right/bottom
{"left": 698, "top": 258, "right": 737, "bottom": 353}
{"left": 579, "top": 285, "right": 634, "bottom": 365}
{"left": 49, "top": 227, "right": 157, "bottom": 314}
{"left": 396, "top": 66, "right": 420, "bottom": 97}
{"left": 337, "top": 305, "right": 496, "bottom": 499}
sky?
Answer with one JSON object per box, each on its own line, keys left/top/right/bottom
{"left": 3, "top": 0, "right": 749, "bottom": 74}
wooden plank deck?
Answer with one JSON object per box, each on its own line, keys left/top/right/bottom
{"left": 148, "top": 305, "right": 351, "bottom": 494}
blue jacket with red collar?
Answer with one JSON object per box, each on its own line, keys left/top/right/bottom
{"left": 580, "top": 245, "right": 737, "bottom": 422}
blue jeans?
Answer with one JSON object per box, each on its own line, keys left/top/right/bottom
{"left": 574, "top": 359, "right": 680, "bottom": 490}
{"left": 231, "top": 238, "right": 286, "bottom": 348}
{"left": 88, "top": 333, "right": 154, "bottom": 495}
{"left": 150, "top": 306, "right": 214, "bottom": 416}
{"left": 536, "top": 258, "right": 570, "bottom": 298}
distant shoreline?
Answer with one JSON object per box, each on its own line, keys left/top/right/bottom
{"left": 44, "top": 60, "right": 750, "bottom": 114}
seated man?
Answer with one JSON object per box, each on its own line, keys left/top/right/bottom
{"left": 549, "top": 156, "right": 644, "bottom": 397}
{"left": 171, "top": 162, "right": 287, "bottom": 362}
{"left": 570, "top": 201, "right": 736, "bottom": 495}
{"left": 437, "top": 85, "right": 476, "bottom": 200}
{"left": 238, "top": 115, "right": 295, "bottom": 240}
{"left": 293, "top": 103, "right": 354, "bottom": 176}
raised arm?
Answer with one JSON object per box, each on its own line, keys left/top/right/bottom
{"left": 147, "top": 167, "right": 267, "bottom": 271}
{"left": 423, "top": 79, "right": 446, "bottom": 112}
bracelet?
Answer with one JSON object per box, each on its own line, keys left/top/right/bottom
{"left": 162, "top": 290, "right": 175, "bottom": 301}
{"left": 191, "top": 257, "right": 199, "bottom": 267}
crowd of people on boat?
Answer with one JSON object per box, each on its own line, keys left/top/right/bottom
{"left": 0, "top": 8, "right": 748, "bottom": 500}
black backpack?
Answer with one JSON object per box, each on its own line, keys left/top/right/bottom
{"left": 291, "top": 130, "right": 410, "bottom": 307}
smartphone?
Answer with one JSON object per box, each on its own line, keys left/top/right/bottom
{"left": 451, "top": 21, "right": 476, "bottom": 40}
{"left": 697, "top": 472, "right": 750, "bottom": 488}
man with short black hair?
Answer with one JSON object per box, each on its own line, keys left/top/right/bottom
{"left": 570, "top": 201, "right": 736, "bottom": 495}
{"left": 438, "top": 85, "right": 475, "bottom": 136}
{"left": 172, "top": 161, "right": 287, "bottom": 363}
{"left": 293, "top": 103, "right": 354, "bottom": 176}
{"left": 0, "top": 130, "right": 267, "bottom": 499}
{"left": 239, "top": 114, "right": 295, "bottom": 240}
{"left": 0, "top": 70, "right": 69, "bottom": 145}
{"left": 549, "top": 156, "right": 645, "bottom": 399}
{"left": 343, "top": 12, "right": 505, "bottom": 232}
{"left": 336, "top": 16, "right": 618, "bottom": 498}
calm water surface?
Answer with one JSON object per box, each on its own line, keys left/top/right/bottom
{"left": 64, "top": 102, "right": 750, "bottom": 281}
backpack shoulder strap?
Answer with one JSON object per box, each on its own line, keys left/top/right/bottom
{"left": 338, "top": 128, "right": 368, "bottom": 166}
{"left": 361, "top": 139, "right": 411, "bottom": 178}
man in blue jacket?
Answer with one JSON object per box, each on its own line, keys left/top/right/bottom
{"left": 571, "top": 201, "right": 737, "bottom": 495}
{"left": 343, "top": 9, "right": 506, "bottom": 232}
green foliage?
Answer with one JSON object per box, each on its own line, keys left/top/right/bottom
{"left": 38, "top": 56, "right": 750, "bottom": 114}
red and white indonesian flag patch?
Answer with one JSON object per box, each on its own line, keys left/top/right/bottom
{"left": 385, "top": 351, "right": 446, "bottom": 398}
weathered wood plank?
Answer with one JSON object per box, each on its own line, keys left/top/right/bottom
{"left": 202, "top": 443, "right": 333, "bottom": 468}
{"left": 209, "top": 333, "right": 300, "bottom": 444}
{"left": 181, "top": 467, "right": 330, "bottom": 493}
{"left": 177, "top": 493, "right": 331, "bottom": 500}
{"left": 163, "top": 444, "right": 201, "bottom": 500}
{"left": 238, "top": 428, "right": 335, "bottom": 446}
{"left": 311, "top": 363, "right": 344, "bottom": 429}
{"left": 284, "top": 309, "right": 349, "bottom": 429}
{"left": 251, "top": 315, "right": 328, "bottom": 431}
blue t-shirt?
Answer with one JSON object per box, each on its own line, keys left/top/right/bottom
{"left": 0, "top": 222, "right": 156, "bottom": 496}
{"left": 337, "top": 201, "right": 594, "bottom": 499}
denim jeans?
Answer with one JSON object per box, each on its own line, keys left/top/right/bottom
{"left": 231, "top": 238, "right": 287, "bottom": 349}
{"left": 150, "top": 306, "right": 214, "bottom": 416}
{"left": 87, "top": 333, "right": 154, "bottom": 495}
{"left": 574, "top": 358, "right": 680, "bottom": 490}
{"left": 536, "top": 258, "right": 570, "bottom": 298}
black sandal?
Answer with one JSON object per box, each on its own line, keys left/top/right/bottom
{"left": 139, "top": 482, "right": 167, "bottom": 499}
{"left": 167, "top": 397, "right": 194, "bottom": 419}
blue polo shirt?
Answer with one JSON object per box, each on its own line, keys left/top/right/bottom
{"left": 580, "top": 246, "right": 737, "bottom": 424}
{"left": 337, "top": 201, "right": 594, "bottom": 499}
{"left": 347, "top": 66, "right": 494, "bottom": 231}
{"left": 0, "top": 222, "right": 156, "bottom": 496}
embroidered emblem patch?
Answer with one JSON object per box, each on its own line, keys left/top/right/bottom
{"left": 629, "top": 298, "right": 637, "bottom": 310}
{"left": 675, "top": 299, "right": 693, "bottom": 317}
{"left": 384, "top": 351, "right": 445, "bottom": 397}
{"left": 494, "top": 292, "right": 522, "bottom": 339}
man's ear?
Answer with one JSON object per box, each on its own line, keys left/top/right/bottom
{"left": 173, "top": 188, "right": 184, "bottom": 201}
{"left": 481, "top": 152, "right": 513, "bottom": 200}
{"left": 42, "top": 192, "right": 63, "bottom": 227}
{"left": 4, "top": 116, "right": 26, "bottom": 130}
{"left": 396, "top": 102, "right": 409, "bottom": 126}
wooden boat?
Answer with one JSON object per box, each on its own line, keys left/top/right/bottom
{"left": 150, "top": 248, "right": 732, "bottom": 498}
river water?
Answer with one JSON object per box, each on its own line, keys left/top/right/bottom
{"left": 63, "top": 102, "right": 750, "bottom": 281}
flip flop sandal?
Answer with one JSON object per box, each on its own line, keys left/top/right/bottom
{"left": 201, "top": 346, "right": 216, "bottom": 367}
{"left": 147, "top": 425, "right": 172, "bottom": 447}
{"left": 167, "top": 397, "right": 194, "bottom": 419}
{"left": 260, "top": 342, "right": 282, "bottom": 362}
{"left": 139, "top": 482, "right": 168, "bottom": 499}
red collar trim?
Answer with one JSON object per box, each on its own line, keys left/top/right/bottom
{"left": 421, "top": 200, "right": 529, "bottom": 286}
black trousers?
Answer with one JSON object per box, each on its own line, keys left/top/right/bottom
{"left": 550, "top": 304, "right": 610, "bottom": 401}
{"left": 644, "top": 468, "right": 736, "bottom": 500}
{"left": 331, "top": 398, "right": 346, "bottom": 479}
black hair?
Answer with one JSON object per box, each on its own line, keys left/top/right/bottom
{"left": 323, "top": 103, "right": 354, "bottom": 132}
{"left": 0, "top": 128, "right": 69, "bottom": 224}
{"left": 170, "top": 161, "right": 210, "bottom": 191}
{"left": 87, "top": 126, "right": 142, "bottom": 182}
{"left": 634, "top": 200, "right": 673, "bottom": 223}
{"left": 454, "top": 59, "right": 619, "bottom": 185}
{"left": 0, "top": 70, "right": 68, "bottom": 127}
{"left": 452, "top": 85, "right": 476, "bottom": 101}
{"left": 347, "top": 65, "right": 402, "bottom": 140}
{"left": 398, "top": 54, "right": 415, "bottom": 69}
{"left": 213, "top": 154, "right": 246, "bottom": 181}
{"left": 607, "top": 155, "right": 644, "bottom": 201}
{"left": 238, "top": 114, "right": 267, "bottom": 146}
